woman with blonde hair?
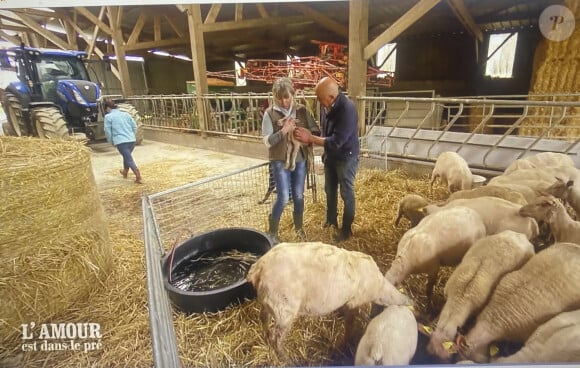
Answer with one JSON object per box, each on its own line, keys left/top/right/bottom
{"left": 261, "top": 78, "right": 319, "bottom": 243}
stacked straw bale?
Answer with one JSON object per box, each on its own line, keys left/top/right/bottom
{"left": 0, "top": 137, "right": 112, "bottom": 347}
{"left": 522, "top": 0, "right": 580, "bottom": 138}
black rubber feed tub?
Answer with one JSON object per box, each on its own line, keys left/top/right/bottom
{"left": 162, "top": 227, "right": 273, "bottom": 313}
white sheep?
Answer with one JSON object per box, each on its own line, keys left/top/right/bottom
{"left": 425, "top": 196, "right": 539, "bottom": 240}
{"left": 545, "top": 177, "right": 579, "bottom": 218}
{"left": 519, "top": 195, "right": 580, "bottom": 245}
{"left": 426, "top": 230, "right": 535, "bottom": 363}
{"left": 447, "top": 185, "right": 528, "bottom": 205}
{"left": 394, "top": 194, "right": 430, "bottom": 227}
{"left": 493, "top": 309, "right": 580, "bottom": 363}
{"left": 486, "top": 182, "right": 542, "bottom": 204}
{"left": 385, "top": 206, "right": 486, "bottom": 299}
{"left": 489, "top": 166, "right": 580, "bottom": 191}
{"left": 430, "top": 151, "right": 473, "bottom": 193}
{"left": 247, "top": 242, "right": 412, "bottom": 357}
{"left": 457, "top": 242, "right": 580, "bottom": 363}
{"left": 504, "top": 152, "right": 575, "bottom": 174}
{"left": 354, "top": 305, "right": 418, "bottom": 366}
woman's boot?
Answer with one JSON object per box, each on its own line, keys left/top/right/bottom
{"left": 293, "top": 212, "right": 306, "bottom": 240}
{"left": 267, "top": 214, "right": 280, "bottom": 245}
{"left": 119, "top": 168, "right": 129, "bottom": 178}
{"left": 133, "top": 169, "right": 143, "bottom": 184}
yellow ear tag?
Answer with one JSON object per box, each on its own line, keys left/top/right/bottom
{"left": 408, "top": 305, "right": 415, "bottom": 312}
{"left": 399, "top": 288, "right": 405, "bottom": 293}
{"left": 422, "top": 325, "right": 432, "bottom": 335}
{"left": 442, "top": 341, "right": 455, "bottom": 353}
{"left": 489, "top": 344, "right": 499, "bottom": 357}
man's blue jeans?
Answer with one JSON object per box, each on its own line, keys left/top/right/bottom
{"left": 324, "top": 156, "right": 359, "bottom": 231}
{"left": 271, "top": 160, "right": 306, "bottom": 221}
{"left": 116, "top": 141, "right": 137, "bottom": 172}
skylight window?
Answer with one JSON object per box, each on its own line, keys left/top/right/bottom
{"left": 485, "top": 32, "right": 518, "bottom": 78}
{"left": 377, "top": 43, "right": 397, "bottom": 76}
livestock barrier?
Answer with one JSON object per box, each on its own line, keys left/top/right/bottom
{"left": 124, "top": 92, "right": 579, "bottom": 174}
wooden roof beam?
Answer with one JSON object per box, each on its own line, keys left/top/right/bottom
{"left": 125, "top": 37, "right": 188, "bottom": 51}
{"left": 287, "top": 3, "right": 348, "bottom": 38}
{"left": 204, "top": 4, "right": 222, "bottom": 24}
{"left": 9, "top": 8, "right": 57, "bottom": 18}
{"left": 256, "top": 4, "right": 269, "bottom": 18}
{"left": 127, "top": 11, "right": 147, "bottom": 45}
{"left": 154, "top": 16, "right": 161, "bottom": 41}
{"left": 75, "top": 7, "right": 113, "bottom": 36}
{"left": 235, "top": 4, "right": 243, "bottom": 22}
{"left": 447, "top": 0, "right": 483, "bottom": 42}
{"left": 87, "top": 7, "right": 106, "bottom": 56}
{"left": 201, "top": 15, "right": 309, "bottom": 32}
{"left": 364, "top": 0, "right": 441, "bottom": 60}
{"left": 11, "top": 12, "right": 69, "bottom": 49}
{"left": 164, "top": 15, "right": 183, "bottom": 38}
{"left": 0, "top": 29, "right": 22, "bottom": 45}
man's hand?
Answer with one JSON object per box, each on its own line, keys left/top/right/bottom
{"left": 294, "top": 127, "right": 312, "bottom": 144}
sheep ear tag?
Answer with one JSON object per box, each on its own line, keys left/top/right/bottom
{"left": 420, "top": 324, "right": 432, "bottom": 335}
{"left": 489, "top": 344, "right": 499, "bottom": 357}
{"left": 442, "top": 341, "right": 457, "bottom": 354}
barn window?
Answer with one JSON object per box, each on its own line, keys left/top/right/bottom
{"left": 377, "top": 43, "right": 397, "bottom": 76}
{"left": 485, "top": 32, "right": 518, "bottom": 78}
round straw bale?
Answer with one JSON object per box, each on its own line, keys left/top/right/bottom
{"left": 0, "top": 137, "right": 112, "bottom": 346}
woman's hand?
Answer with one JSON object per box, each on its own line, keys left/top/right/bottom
{"left": 280, "top": 118, "right": 296, "bottom": 134}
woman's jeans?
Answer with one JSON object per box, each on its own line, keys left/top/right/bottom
{"left": 116, "top": 142, "right": 138, "bottom": 172}
{"left": 324, "top": 156, "right": 359, "bottom": 231}
{"left": 271, "top": 160, "right": 306, "bottom": 221}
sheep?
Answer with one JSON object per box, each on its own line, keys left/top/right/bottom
{"left": 519, "top": 195, "right": 580, "bottom": 245}
{"left": 493, "top": 309, "right": 580, "bottom": 363}
{"left": 426, "top": 230, "right": 535, "bottom": 363}
{"left": 246, "top": 242, "right": 412, "bottom": 357}
{"left": 486, "top": 182, "right": 542, "bottom": 204}
{"left": 354, "top": 305, "right": 418, "bottom": 366}
{"left": 276, "top": 116, "right": 301, "bottom": 171}
{"left": 394, "top": 194, "right": 430, "bottom": 227}
{"left": 489, "top": 166, "right": 580, "bottom": 190}
{"left": 385, "top": 206, "right": 486, "bottom": 299}
{"left": 504, "top": 152, "right": 575, "bottom": 174}
{"left": 456, "top": 242, "right": 580, "bottom": 363}
{"left": 447, "top": 185, "right": 528, "bottom": 206}
{"left": 430, "top": 151, "right": 473, "bottom": 193}
{"left": 424, "top": 196, "right": 539, "bottom": 240}
{"left": 545, "top": 177, "right": 579, "bottom": 217}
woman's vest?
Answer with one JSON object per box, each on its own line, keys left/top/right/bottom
{"left": 266, "top": 104, "right": 311, "bottom": 162}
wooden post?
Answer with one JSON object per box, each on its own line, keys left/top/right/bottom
{"left": 107, "top": 6, "right": 133, "bottom": 96}
{"left": 186, "top": 4, "right": 209, "bottom": 136}
{"left": 348, "top": 0, "right": 369, "bottom": 135}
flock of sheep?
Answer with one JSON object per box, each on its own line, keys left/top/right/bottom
{"left": 246, "top": 151, "right": 580, "bottom": 366}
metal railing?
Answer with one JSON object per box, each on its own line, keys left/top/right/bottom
{"left": 123, "top": 92, "right": 579, "bottom": 172}
{"left": 142, "top": 161, "right": 325, "bottom": 367}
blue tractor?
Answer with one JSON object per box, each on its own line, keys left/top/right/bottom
{"left": 0, "top": 46, "right": 143, "bottom": 143}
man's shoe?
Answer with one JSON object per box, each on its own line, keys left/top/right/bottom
{"left": 334, "top": 229, "right": 352, "bottom": 243}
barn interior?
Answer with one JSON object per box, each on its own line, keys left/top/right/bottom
{"left": 0, "top": 0, "right": 579, "bottom": 367}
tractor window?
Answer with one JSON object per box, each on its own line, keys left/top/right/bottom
{"left": 34, "top": 56, "right": 90, "bottom": 83}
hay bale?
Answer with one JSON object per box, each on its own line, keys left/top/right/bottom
{"left": 0, "top": 137, "right": 112, "bottom": 347}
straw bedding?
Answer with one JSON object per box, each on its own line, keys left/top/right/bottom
{"left": 0, "top": 141, "right": 450, "bottom": 367}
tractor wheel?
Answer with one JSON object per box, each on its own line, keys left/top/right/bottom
{"left": 31, "top": 107, "right": 69, "bottom": 139}
{"left": 117, "top": 103, "right": 144, "bottom": 145}
{"left": 3, "top": 91, "right": 29, "bottom": 136}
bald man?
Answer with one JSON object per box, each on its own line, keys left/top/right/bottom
{"left": 294, "top": 77, "right": 359, "bottom": 242}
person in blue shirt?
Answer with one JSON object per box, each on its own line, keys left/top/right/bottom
{"left": 294, "top": 77, "right": 359, "bottom": 242}
{"left": 103, "top": 99, "right": 143, "bottom": 184}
